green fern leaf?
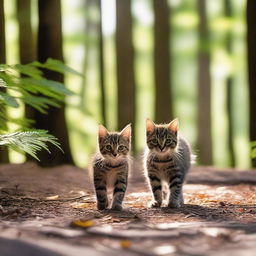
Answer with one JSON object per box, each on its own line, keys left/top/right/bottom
{"left": 0, "top": 130, "right": 62, "bottom": 161}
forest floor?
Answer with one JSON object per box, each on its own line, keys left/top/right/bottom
{"left": 0, "top": 162, "right": 256, "bottom": 256}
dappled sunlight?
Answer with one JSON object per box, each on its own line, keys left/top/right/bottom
{"left": 1, "top": 163, "right": 256, "bottom": 255}
{"left": 2, "top": 0, "right": 249, "bottom": 168}
{"left": 173, "top": 12, "right": 198, "bottom": 28}
{"left": 152, "top": 245, "right": 176, "bottom": 255}
{"left": 1, "top": 0, "right": 256, "bottom": 255}
{"left": 185, "top": 184, "right": 256, "bottom": 205}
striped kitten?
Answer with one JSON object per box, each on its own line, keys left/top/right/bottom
{"left": 92, "top": 124, "right": 131, "bottom": 211}
{"left": 145, "top": 118, "right": 191, "bottom": 208}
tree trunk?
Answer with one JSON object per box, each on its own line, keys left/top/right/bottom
{"left": 0, "top": 0, "right": 5, "bottom": 64}
{"left": 97, "top": 0, "right": 107, "bottom": 126}
{"left": 224, "top": 0, "right": 235, "bottom": 167}
{"left": 115, "top": 0, "right": 136, "bottom": 151}
{"left": 35, "top": 0, "right": 74, "bottom": 166}
{"left": 197, "top": 0, "right": 213, "bottom": 165}
{"left": 80, "top": 0, "right": 93, "bottom": 110}
{"left": 246, "top": 0, "right": 256, "bottom": 168}
{"left": 153, "top": 0, "right": 172, "bottom": 123}
{"left": 0, "top": 0, "right": 9, "bottom": 163}
{"left": 17, "top": 0, "right": 35, "bottom": 64}
{"left": 16, "top": 0, "right": 37, "bottom": 162}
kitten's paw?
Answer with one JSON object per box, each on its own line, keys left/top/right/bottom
{"left": 111, "top": 204, "right": 123, "bottom": 211}
{"left": 168, "top": 200, "right": 181, "bottom": 208}
{"left": 97, "top": 202, "right": 108, "bottom": 210}
{"left": 150, "top": 201, "right": 161, "bottom": 208}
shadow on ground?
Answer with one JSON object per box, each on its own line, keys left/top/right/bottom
{"left": 0, "top": 162, "right": 256, "bottom": 256}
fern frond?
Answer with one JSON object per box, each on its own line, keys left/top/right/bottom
{"left": 0, "top": 78, "right": 7, "bottom": 87}
{"left": 0, "top": 130, "right": 62, "bottom": 161}
{"left": 0, "top": 59, "right": 80, "bottom": 160}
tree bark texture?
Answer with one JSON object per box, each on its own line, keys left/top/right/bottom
{"left": 17, "top": 0, "right": 38, "bottom": 162}
{"left": 246, "top": 0, "right": 256, "bottom": 168}
{"left": 224, "top": 0, "right": 235, "bottom": 167}
{"left": 115, "top": 0, "right": 136, "bottom": 151}
{"left": 153, "top": 0, "right": 172, "bottom": 123}
{"left": 35, "top": 0, "right": 74, "bottom": 166}
{"left": 0, "top": 0, "right": 9, "bottom": 163}
{"left": 97, "top": 0, "right": 107, "bottom": 126}
{"left": 197, "top": 0, "right": 213, "bottom": 165}
{"left": 17, "top": 0, "right": 35, "bottom": 64}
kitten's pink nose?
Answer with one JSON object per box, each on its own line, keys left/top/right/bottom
{"left": 113, "top": 153, "right": 117, "bottom": 157}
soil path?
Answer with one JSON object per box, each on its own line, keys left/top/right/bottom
{"left": 0, "top": 162, "right": 256, "bottom": 256}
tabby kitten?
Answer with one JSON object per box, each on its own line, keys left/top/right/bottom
{"left": 92, "top": 124, "right": 131, "bottom": 211}
{"left": 145, "top": 118, "right": 191, "bottom": 208}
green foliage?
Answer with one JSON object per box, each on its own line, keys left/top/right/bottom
{"left": 0, "top": 130, "right": 62, "bottom": 161}
{"left": 0, "top": 58, "right": 78, "bottom": 160}
{"left": 0, "top": 78, "right": 7, "bottom": 87}
{"left": 0, "top": 58, "right": 79, "bottom": 130}
{"left": 30, "top": 58, "right": 82, "bottom": 77}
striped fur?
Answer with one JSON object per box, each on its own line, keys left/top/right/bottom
{"left": 92, "top": 124, "right": 131, "bottom": 211}
{"left": 144, "top": 119, "right": 192, "bottom": 208}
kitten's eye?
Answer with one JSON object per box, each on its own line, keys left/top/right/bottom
{"left": 106, "top": 145, "right": 112, "bottom": 151}
{"left": 118, "top": 145, "right": 124, "bottom": 151}
{"left": 152, "top": 139, "right": 158, "bottom": 144}
{"left": 166, "top": 139, "right": 172, "bottom": 145}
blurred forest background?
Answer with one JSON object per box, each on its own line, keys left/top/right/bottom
{"left": 0, "top": 0, "right": 255, "bottom": 169}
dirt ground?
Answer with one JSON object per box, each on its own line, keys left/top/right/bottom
{"left": 0, "top": 162, "right": 256, "bottom": 256}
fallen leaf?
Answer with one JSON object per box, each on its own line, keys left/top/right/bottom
{"left": 120, "top": 240, "right": 131, "bottom": 249}
{"left": 45, "top": 195, "right": 59, "bottom": 200}
{"left": 197, "top": 194, "right": 207, "bottom": 199}
{"left": 71, "top": 219, "right": 95, "bottom": 228}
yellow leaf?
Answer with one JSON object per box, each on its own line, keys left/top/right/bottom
{"left": 71, "top": 219, "right": 95, "bottom": 228}
{"left": 197, "top": 194, "right": 207, "bottom": 199}
{"left": 120, "top": 240, "right": 131, "bottom": 249}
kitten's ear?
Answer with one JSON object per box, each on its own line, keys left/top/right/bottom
{"left": 120, "top": 124, "right": 131, "bottom": 140}
{"left": 146, "top": 119, "right": 155, "bottom": 134}
{"left": 98, "top": 125, "right": 108, "bottom": 139}
{"left": 168, "top": 118, "right": 179, "bottom": 134}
